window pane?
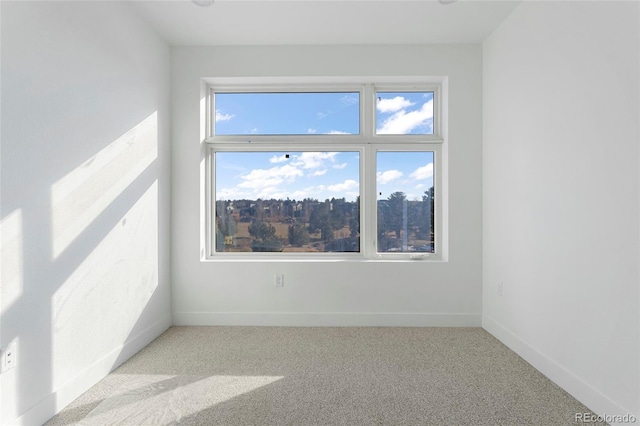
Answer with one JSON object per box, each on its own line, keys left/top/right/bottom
{"left": 377, "top": 152, "right": 434, "bottom": 253}
{"left": 375, "top": 91, "right": 434, "bottom": 135}
{"left": 214, "top": 92, "right": 360, "bottom": 135}
{"left": 215, "top": 151, "right": 360, "bottom": 253}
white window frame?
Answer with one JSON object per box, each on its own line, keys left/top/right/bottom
{"left": 205, "top": 78, "right": 444, "bottom": 261}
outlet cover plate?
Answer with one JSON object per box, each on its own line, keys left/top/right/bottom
{"left": 1, "top": 343, "right": 17, "bottom": 373}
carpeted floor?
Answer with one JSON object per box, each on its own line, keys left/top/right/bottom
{"left": 45, "top": 326, "right": 605, "bottom": 425}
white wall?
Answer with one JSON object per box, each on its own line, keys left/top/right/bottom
{"left": 483, "top": 0, "right": 639, "bottom": 420}
{"left": 171, "top": 45, "right": 483, "bottom": 327}
{"left": 0, "top": 2, "right": 171, "bottom": 424}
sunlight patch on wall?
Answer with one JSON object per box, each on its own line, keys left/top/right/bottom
{"left": 51, "top": 112, "right": 158, "bottom": 259}
{"left": 52, "top": 181, "right": 158, "bottom": 386}
{"left": 80, "top": 374, "right": 284, "bottom": 425}
{"left": 1, "top": 209, "right": 23, "bottom": 312}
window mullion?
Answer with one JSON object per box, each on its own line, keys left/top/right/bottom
{"left": 362, "top": 145, "right": 377, "bottom": 258}
{"left": 362, "top": 84, "right": 374, "bottom": 139}
{"left": 362, "top": 84, "right": 375, "bottom": 258}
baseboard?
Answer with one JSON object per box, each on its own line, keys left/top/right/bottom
{"left": 8, "top": 315, "right": 171, "bottom": 426}
{"left": 173, "top": 311, "right": 482, "bottom": 327}
{"left": 482, "top": 315, "right": 638, "bottom": 425}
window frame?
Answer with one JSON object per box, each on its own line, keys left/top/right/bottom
{"left": 205, "top": 80, "right": 444, "bottom": 261}
{"left": 371, "top": 145, "right": 441, "bottom": 259}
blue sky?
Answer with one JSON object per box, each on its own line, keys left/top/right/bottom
{"left": 215, "top": 151, "right": 433, "bottom": 202}
{"left": 376, "top": 151, "right": 434, "bottom": 201}
{"left": 214, "top": 91, "right": 433, "bottom": 135}
{"left": 215, "top": 92, "right": 360, "bottom": 135}
{"left": 214, "top": 92, "right": 434, "bottom": 202}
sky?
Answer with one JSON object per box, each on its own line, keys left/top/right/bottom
{"left": 214, "top": 91, "right": 434, "bottom": 135}
{"left": 214, "top": 92, "right": 434, "bottom": 202}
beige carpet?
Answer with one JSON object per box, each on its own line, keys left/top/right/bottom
{"left": 45, "top": 326, "right": 605, "bottom": 425}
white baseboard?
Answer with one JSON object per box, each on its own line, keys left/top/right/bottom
{"left": 482, "top": 315, "right": 638, "bottom": 425}
{"left": 8, "top": 315, "right": 171, "bottom": 426}
{"left": 173, "top": 311, "right": 482, "bottom": 327}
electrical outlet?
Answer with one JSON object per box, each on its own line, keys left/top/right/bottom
{"left": 275, "top": 274, "right": 284, "bottom": 287}
{"left": 1, "top": 343, "right": 17, "bottom": 373}
{"left": 497, "top": 281, "right": 503, "bottom": 296}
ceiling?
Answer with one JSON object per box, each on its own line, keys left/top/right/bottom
{"left": 131, "top": 0, "right": 523, "bottom": 46}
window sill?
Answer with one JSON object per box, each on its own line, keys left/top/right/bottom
{"left": 201, "top": 254, "right": 444, "bottom": 263}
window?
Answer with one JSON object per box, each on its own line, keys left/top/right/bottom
{"left": 214, "top": 151, "right": 361, "bottom": 253}
{"left": 215, "top": 92, "right": 360, "bottom": 135}
{"left": 377, "top": 151, "right": 434, "bottom": 254}
{"left": 376, "top": 91, "right": 434, "bottom": 135}
{"left": 206, "top": 81, "right": 443, "bottom": 260}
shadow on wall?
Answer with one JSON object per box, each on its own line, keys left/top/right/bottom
{"left": 1, "top": 110, "right": 166, "bottom": 424}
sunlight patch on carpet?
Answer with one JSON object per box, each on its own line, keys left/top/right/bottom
{"left": 80, "top": 374, "right": 284, "bottom": 425}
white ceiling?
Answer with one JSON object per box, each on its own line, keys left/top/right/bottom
{"left": 131, "top": 0, "right": 523, "bottom": 46}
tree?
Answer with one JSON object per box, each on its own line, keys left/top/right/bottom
{"left": 249, "top": 220, "right": 276, "bottom": 241}
{"left": 383, "top": 192, "right": 407, "bottom": 237}
{"left": 328, "top": 197, "right": 347, "bottom": 230}
{"left": 376, "top": 192, "right": 407, "bottom": 251}
{"left": 288, "top": 223, "right": 310, "bottom": 246}
{"left": 216, "top": 200, "right": 237, "bottom": 251}
{"left": 349, "top": 196, "right": 360, "bottom": 237}
{"left": 248, "top": 220, "right": 282, "bottom": 251}
{"left": 422, "top": 187, "right": 434, "bottom": 242}
{"left": 308, "top": 200, "right": 334, "bottom": 242}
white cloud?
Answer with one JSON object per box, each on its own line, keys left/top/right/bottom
{"left": 327, "top": 180, "right": 359, "bottom": 192}
{"left": 307, "top": 128, "right": 317, "bottom": 134}
{"left": 341, "top": 95, "right": 359, "bottom": 105}
{"left": 216, "top": 187, "right": 250, "bottom": 200}
{"left": 377, "top": 99, "right": 433, "bottom": 134}
{"left": 216, "top": 153, "right": 360, "bottom": 202}
{"left": 251, "top": 128, "right": 259, "bottom": 134}
{"left": 269, "top": 154, "right": 289, "bottom": 164}
{"left": 290, "top": 187, "right": 324, "bottom": 200}
{"left": 377, "top": 170, "right": 403, "bottom": 184}
{"left": 409, "top": 163, "right": 433, "bottom": 180}
{"left": 415, "top": 183, "right": 426, "bottom": 190}
{"left": 317, "top": 112, "right": 327, "bottom": 119}
{"left": 326, "top": 130, "right": 350, "bottom": 135}
{"left": 292, "top": 152, "right": 338, "bottom": 170}
{"left": 257, "top": 187, "right": 287, "bottom": 200}
{"left": 238, "top": 164, "right": 303, "bottom": 190}
{"left": 215, "top": 110, "right": 235, "bottom": 122}
{"left": 376, "top": 96, "right": 414, "bottom": 113}
{"left": 237, "top": 177, "right": 284, "bottom": 190}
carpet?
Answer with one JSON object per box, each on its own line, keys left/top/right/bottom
{"left": 45, "top": 326, "right": 605, "bottom": 425}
